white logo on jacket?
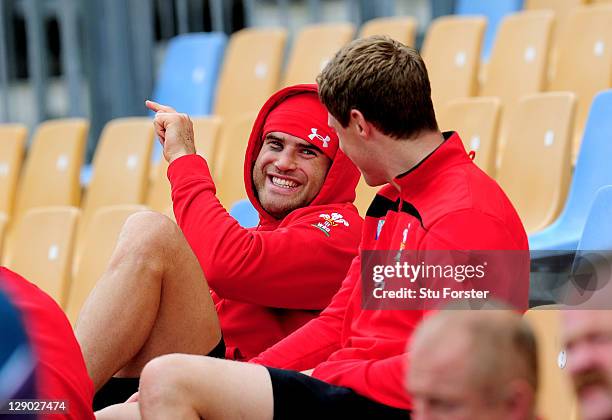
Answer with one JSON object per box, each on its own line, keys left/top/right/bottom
{"left": 312, "top": 213, "right": 349, "bottom": 236}
{"left": 308, "top": 128, "right": 330, "bottom": 148}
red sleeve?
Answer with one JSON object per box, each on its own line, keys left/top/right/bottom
{"left": 0, "top": 268, "right": 95, "bottom": 420}
{"left": 168, "top": 154, "right": 362, "bottom": 309}
{"left": 250, "top": 256, "right": 360, "bottom": 370}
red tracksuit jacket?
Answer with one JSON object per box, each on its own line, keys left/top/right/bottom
{"left": 168, "top": 85, "right": 363, "bottom": 360}
{"left": 0, "top": 267, "right": 95, "bottom": 419}
{"left": 252, "top": 133, "right": 529, "bottom": 409}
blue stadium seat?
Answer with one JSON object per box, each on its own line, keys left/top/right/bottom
{"left": 455, "top": 0, "right": 524, "bottom": 60}
{"left": 529, "top": 90, "right": 612, "bottom": 252}
{"left": 229, "top": 199, "right": 259, "bottom": 228}
{"left": 152, "top": 32, "right": 227, "bottom": 115}
{"left": 575, "top": 186, "right": 612, "bottom": 252}
{"left": 148, "top": 32, "right": 227, "bottom": 164}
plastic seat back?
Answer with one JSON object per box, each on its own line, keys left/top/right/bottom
{"left": 229, "top": 199, "right": 259, "bottom": 228}
{"left": 152, "top": 32, "right": 227, "bottom": 115}
{"left": 66, "top": 204, "right": 147, "bottom": 325}
{"left": 214, "top": 28, "right": 287, "bottom": 119}
{"left": 4, "top": 207, "right": 79, "bottom": 308}
{"left": 13, "top": 119, "right": 88, "bottom": 223}
{"left": 79, "top": 118, "right": 154, "bottom": 243}
{"left": 480, "top": 11, "right": 554, "bottom": 163}
{"left": 548, "top": 5, "right": 612, "bottom": 158}
{"left": 439, "top": 97, "right": 500, "bottom": 176}
{"left": 214, "top": 113, "right": 257, "bottom": 208}
{"left": 359, "top": 17, "right": 417, "bottom": 46}
{"left": 523, "top": 307, "right": 578, "bottom": 420}
{"left": 283, "top": 23, "right": 355, "bottom": 86}
{"left": 147, "top": 116, "right": 222, "bottom": 214}
{"left": 497, "top": 92, "right": 575, "bottom": 233}
{"left": 455, "top": 0, "right": 524, "bottom": 59}
{"left": 421, "top": 16, "right": 486, "bottom": 111}
{"left": 0, "top": 124, "right": 27, "bottom": 220}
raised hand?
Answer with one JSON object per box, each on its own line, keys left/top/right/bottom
{"left": 145, "top": 100, "right": 196, "bottom": 164}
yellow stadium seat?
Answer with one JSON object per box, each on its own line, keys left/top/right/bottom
{"left": 13, "top": 119, "right": 88, "bottom": 223}
{"left": 524, "top": 0, "right": 588, "bottom": 81}
{"left": 353, "top": 177, "right": 379, "bottom": 217}
{"left": 479, "top": 11, "right": 554, "bottom": 165}
{"left": 548, "top": 4, "right": 612, "bottom": 159}
{"left": 0, "top": 212, "right": 6, "bottom": 259}
{"left": 496, "top": 92, "right": 575, "bottom": 233}
{"left": 283, "top": 22, "right": 355, "bottom": 86}
{"left": 214, "top": 27, "right": 287, "bottom": 119}
{"left": 4, "top": 206, "right": 79, "bottom": 308}
{"left": 421, "top": 16, "right": 486, "bottom": 112}
{"left": 523, "top": 307, "right": 578, "bottom": 420}
{"left": 77, "top": 118, "right": 154, "bottom": 250}
{"left": 0, "top": 124, "right": 27, "bottom": 221}
{"left": 214, "top": 112, "right": 257, "bottom": 208}
{"left": 66, "top": 204, "right": 147, "bottom": 325}
{"left": 359, "top": 16, "right": 418, "bottom": 46}
{"left": 438, "top": 97, "right": 501, "bottom": 177}
{"left": 147, "top": 116, "right": 222, "bottom": 214}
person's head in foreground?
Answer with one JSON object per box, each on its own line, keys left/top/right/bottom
{"left": 407, "top": 311, "right": 538, "bottom": 420}
{"left": 317, "top": 35, "right": 439, "bottom": 186}
{"left": 248, "top": 84, "right": 359, "bottom": 219}
{"left": 562, "top": 310, "right": 612, "bottom": 420}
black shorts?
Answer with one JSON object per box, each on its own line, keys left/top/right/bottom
{"left": 266, "top": 367, "right": 410, "bottom": 420}
{"left": 93, "top": 337, "right": 225, "bottom": 411}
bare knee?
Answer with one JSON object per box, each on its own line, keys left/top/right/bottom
{"left": 110, "top": 211, "right": 183, "bottom": 273}
{"left": 139, "top": 354, "right": 206, "bottom": 410}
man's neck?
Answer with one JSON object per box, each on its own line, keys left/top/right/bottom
{"left": 382, "top": 130, "right": 445, "bottom": 189}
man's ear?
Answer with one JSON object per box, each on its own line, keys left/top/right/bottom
{"left": 349, "top": 109, "right": 370, "bottom": 138}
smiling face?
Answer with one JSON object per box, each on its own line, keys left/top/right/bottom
{"left": 563, "top": 311, "right": 612, "bottom": 420}
{"left": 252, "top": 131, "right": 332, "bottom": 219}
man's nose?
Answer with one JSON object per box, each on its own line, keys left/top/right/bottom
{"left": 567, "top": 344, "right": 598, "bottom": 376}
{"left": 274, "top": 151, "right": 297, "bottom": 171}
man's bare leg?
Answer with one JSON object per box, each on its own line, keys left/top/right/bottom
{"left": 138, "top": 355, "right": 274, "bottom": 420}
{"left": 75, "top": 211, "right": 221, "bottom": 391}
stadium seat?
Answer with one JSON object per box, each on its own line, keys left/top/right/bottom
{"left": 575, "top": 186, "right": 612, "bottom": 251}
{"left": 421, "top": 16, "right": 486, "bottom": 112}
{"left": 12, "top": 119, "right": 88, "bottom": 223}
{"left": 152, "top": 32, "right": 227, "bottom": 115}
{"left": 3, "top": 207, "right": 80, "bottom": 308}
{"left": 282, "top": 22, "right": 355, "bottom": 86}
{"left": 358, "top": 16, "right": 418, "bottom": 46}
{"left": 65, "top": 205, "right": 147, "bottom": 325}
{"left": 523, "top": 0, "right": 588, "bottom": 81}
{"left": 0, "top": 124, "right": 27, "bottom": 221}
{"left": 548, "top": 4, "right": 612, "bottom": 159}
{"left": 147, "top": 116, "right": 222, "bottom": 214}
{"left": 438, "top": 97, "right": 500, "bottom": 176}
{"left": 479, "top": 11, "right": 553, "bottom": 165}
{"left": 529, "top": 89, "right": 612, "bottom": 251}
{"left": 215, "top": 113, "right": 257, "bottom": 208}
{"left": 214, "top": 28, "right": 287, "bottom": 119}
{"left": 0, "top": 213, "right": 6, "bottom": 258}
{"left": 353, "top": 177, "right": 379, "bottom": 217}
{"left": 523, "top": 306, "right": 578, "bottom": 420}
{"left": 229, "top": 199, "right": 259, "bottom": 228}
{"left": 497, "top": 92, "right": 575, "bottom": 233}
{"left": 454, "top": 0, "right": 524, "bottom": 60}
{"left": 77, "top": 118, "right": 154, "bottom": 253}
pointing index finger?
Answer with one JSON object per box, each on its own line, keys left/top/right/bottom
{"left": 145, "top": 100, "right": 176, "bottom": 113}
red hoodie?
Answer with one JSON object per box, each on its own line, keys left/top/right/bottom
{"left": 0, "top": 267, "right": 94, "bottom": 420}
{"left": 168, "top": 84, "right": 363, "bottom": 360}
{"left": 252, "top": 133, "right": 529, "bottom": 409}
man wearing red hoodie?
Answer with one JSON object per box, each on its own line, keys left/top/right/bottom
{"left": 96, "top": 36, "right": 529, "bottom": 419}
{"left": 76, "top": 84, "right": 362, "bottom": 409}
